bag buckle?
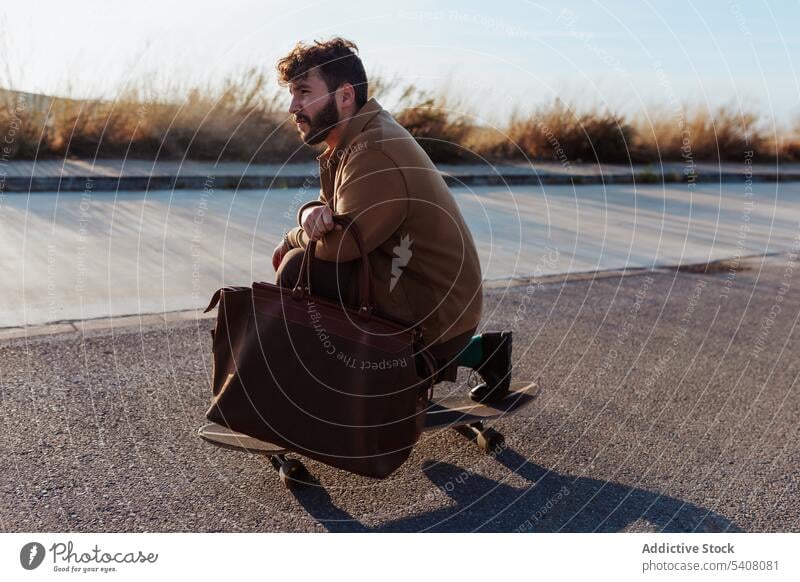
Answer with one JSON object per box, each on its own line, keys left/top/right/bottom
{"left": 291, "top": 286, "right": 309, "bottom": 300}
{"left": 357, "top": 304, "right": 373, "bottom": 321}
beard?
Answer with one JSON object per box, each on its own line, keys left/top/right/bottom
{"left": 296, "top": 95, "right": 340, "bottom": 146}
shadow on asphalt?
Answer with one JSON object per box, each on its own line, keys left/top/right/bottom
{"left": 290, "top": 446, "right": 742, "bottom": 533}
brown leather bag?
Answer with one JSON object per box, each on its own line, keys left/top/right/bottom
{"left": 203, "top": 216, "right": 436, "bottom": 478}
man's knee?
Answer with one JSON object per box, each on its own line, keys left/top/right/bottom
{"left": 275, "top": 247, "right": 305, "bottom": 288}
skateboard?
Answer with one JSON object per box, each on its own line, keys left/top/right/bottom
{"left": 198, "top": 380, "right": 539, "bottom": 487}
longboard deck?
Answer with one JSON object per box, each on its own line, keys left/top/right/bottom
{"left": 198, "top": 423, "right": 289, "bottom": 455}
{"left": 199, "top": 380, "right": 539, "bottom": 454}
{"left": 424, "top": 381, "right": 539, "bottom": 430}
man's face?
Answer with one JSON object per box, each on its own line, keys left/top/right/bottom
{"left": 288, "top": 71, "right": 340, "bottom": 146}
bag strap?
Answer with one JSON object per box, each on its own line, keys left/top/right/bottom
{"left": 292, "top": 215, "right": 375, "bottom": 321}
{"left": 417, "top": 346, "right": 438, "bottom": 402}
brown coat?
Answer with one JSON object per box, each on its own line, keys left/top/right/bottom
{"left": 286, "top": 98, "right": 482, "bottom": 346}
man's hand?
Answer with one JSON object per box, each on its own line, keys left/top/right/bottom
{"left": 300, "top": 204, "right": 342, "bottom": 242}
{"left": 272, "top": 239, "right": 291, "bottom": 272}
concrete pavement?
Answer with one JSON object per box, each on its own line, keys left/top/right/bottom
{"left": 3, "top": 181, "right": 800, "bottom": 328}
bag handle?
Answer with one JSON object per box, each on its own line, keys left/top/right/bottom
{"left": 203, "top": 285, "right": 251, "bottom": 313}
{"left": 291, "top": 215, "right": 375, "bottom": 321}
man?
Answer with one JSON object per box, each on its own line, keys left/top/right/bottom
{"left": 271, "top": 38, "right": 511, "bottom": 402}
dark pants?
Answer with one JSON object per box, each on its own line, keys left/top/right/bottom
{"left": 276, "top": 247, "right": 476, "bottom": 384}
{"left": 426, "top": 327, "right": 478, "bottom": 383}
{"left": 275, "top": 247, "right": 361, "bottom": 307}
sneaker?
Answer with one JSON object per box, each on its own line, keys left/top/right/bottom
{"left": 469, "top": 331, "right": 513, "bottom": 403}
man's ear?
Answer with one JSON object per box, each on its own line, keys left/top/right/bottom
{"left": 338, "top": 83, "right": 355, "bottom": 109}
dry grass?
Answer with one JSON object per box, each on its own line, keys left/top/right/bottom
{"left": 631, "top": 104, "right": 768, "bottom": 162}
{"left": 774, "top": 119, "right": 800, "bottom": 162}
{"left": 0, "top": 68, "right": 311, "bottom": 162}
{"left": 391, "top": 85, "right": 476, "bottom": 163}
{"left": 1, "top": 72, "right": 798, "bottom": 165}
{"left": 473, "top": 99, "right": 635, "bottom": 164}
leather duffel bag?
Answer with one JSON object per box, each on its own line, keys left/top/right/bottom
{"left": 203, "top": 216, "right": 436, "bottom": 478}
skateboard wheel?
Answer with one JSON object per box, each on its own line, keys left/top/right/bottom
{"left": 476, "top": 428, "right": 505, "bottom": 454}
{"left": 278, "top": 459, "right": 307, "bottom": 487}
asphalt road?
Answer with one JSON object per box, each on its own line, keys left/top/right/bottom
{"left": 1, "top": 253, "right": 798, "bottom": 532}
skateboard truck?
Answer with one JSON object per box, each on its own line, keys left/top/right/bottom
{"left": 463, "top": 421, "right": 505, "bottom": 454}
{"left": 268, "top": 454, "right": 310, "bottom": 487}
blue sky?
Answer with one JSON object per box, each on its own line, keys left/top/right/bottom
{"left": 2, "top": 0, "right": 798, "bottom": 125}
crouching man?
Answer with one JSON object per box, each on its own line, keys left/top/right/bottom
{"left": 272, "top": 38, "right": 511, "bottom": 402}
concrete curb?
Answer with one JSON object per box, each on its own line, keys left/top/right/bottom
{"left": 3, "top": 169, "right": 797, "bottom": 193}
{"left": 0, "top": 310, "right": 216, "bottom": 342}
{"left": 0, "top": 252, "right": 779, "bottom": 342}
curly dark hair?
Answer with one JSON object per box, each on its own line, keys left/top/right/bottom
{"left": 276, "top": 37, "right": 368, "bottom": 107}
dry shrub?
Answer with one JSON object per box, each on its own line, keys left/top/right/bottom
{"left": 0, "top": 90, "right": 53, "bottom": 158}
{"left": 779, "top": 137, "right": 800, "bottom": 161}
{"left": 773, "top": 119, "right": 800, "bottom": 161}
{"left": 392, "top": 85, "right": 476, "bottom": 163}
{"left": 632, "top": 104, "right": 768, "bottom": 161}
{"left": 1, "top": 73, "right": 797, "bottom": 165}
{"left": 476, "top": 99, "right": 635, "bottom": 164}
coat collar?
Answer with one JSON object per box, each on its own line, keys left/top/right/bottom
{"left": 316, "top": 98, "right": 383, "bottom": 163}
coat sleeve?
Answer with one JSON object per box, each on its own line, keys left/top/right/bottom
{"left": 310, "top": 149, "right": 408, "bottom": 263}
{"left": 285, "top": 225, "right": 307, "bottom": 249}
